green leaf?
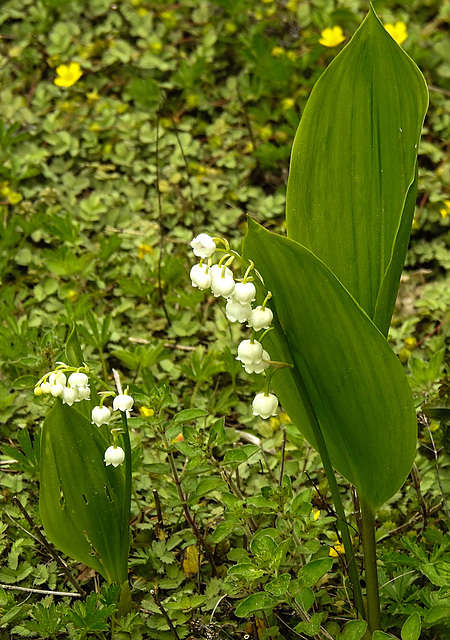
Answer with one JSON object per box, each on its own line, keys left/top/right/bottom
{"left": 39, "top": 401, "right": 130, "bottom": 584}
{"left": 243, "top": 219, "right": 417, "bottom": 512}
{"left": 338, "top": 620, "right": 368, "bottom": 640}
{"left": 372, "top": 632, "right": 394, "bottom": 640}
{"left": 172, "top": 408, "right": 208, "bottom": 426}
{"left": 424, "top": 604, "right": 450, "bottom": 625}
{"left": 65, "top": 323, "right": 84, "bottom": 368}
{"left": 265, "top": 574, "right": 291, "bottom": 596}
{"left": 297, "top": 558, "right": 333, "bottom": 588}
{"left": 401, "top": 611, "right": 421, "bottom": 640}
{"left": 286, "top": 7, "right": 428, "bottom": 334}
{"left": 234, "top": 592, "right": 277, "bottom": 617}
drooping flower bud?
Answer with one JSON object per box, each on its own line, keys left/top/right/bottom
{"left": 92, "top": 405, "right": 112, "bottom": 427}
{"left": 62, "top": 386, "right": 78, "bottom": 406}
{"left": 244, "top": 350, "right": 271, "bottom": 374}
{"left": 190, "top": 263, "right": 212, "bottom": 290}
{"left": 67, "top": 372, "right": 89, "bottom": 388}
{"left": 236, "top": 339, "right": 263, "bottom": 365}
{"left": 211, "top": 272, "right": 235, "bottom": 298}
{"left": 233, "top": 281, "right": 256, "bottom": 304}
{"left": 252, "top": 392, "right": 278, "bottom": 419}
{"left": 104, "top": 445, "right": 125, "bottom": 467}
{"left": 248, "top": 306, "right": 273, "bottom": 331}
{"left": 113, "top": 394, "right": 134, "bottom": 412}
{"left": 49, "top": 371, "right": 67, "bottom": 387}
{"left": 225, "top": 299, "right": 252, "bottom": 323}
{"left": 190, "top": 233, "right": 216, "bottom": 259}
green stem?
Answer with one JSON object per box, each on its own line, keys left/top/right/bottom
{"left": 120, "top": 411, "right": 132, "bottom": 586}
{"left": 360, "top": 496, "right": 381, "bottom": 633}
{"left": 290, "top": 370, "right": 366, "bottom": 619}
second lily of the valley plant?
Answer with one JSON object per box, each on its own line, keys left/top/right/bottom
{"left": 195, "top": 6, "right": 429, "bottom": 636}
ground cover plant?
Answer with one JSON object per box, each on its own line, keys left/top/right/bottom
{"left": 1, "top": 0, "right": 450, "bottom": 639}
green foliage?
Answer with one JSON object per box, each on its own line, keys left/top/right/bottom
{"left": 0, "top": 0, "right": 449, "bottom": 638}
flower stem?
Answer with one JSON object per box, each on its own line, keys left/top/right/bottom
{"left": 119, "top": 411, "right": 132, "bottom": 587}
{"left": 360, "top": 496, "right": 381, "bottom": 633}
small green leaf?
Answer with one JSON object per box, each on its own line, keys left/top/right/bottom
{"left": 424, "top": 604, "right": 450, "bottom": 625}
{"left": 297, "top": 558, "right": 333, "bottom": 588}
{"left": 234, "top": 592, "right": 277, "bottom": 617}
{"left": 372, "top": 632, "right": 394, "bottom": 640}
{"left": 211, "top": 520, "right": 237, "bottom": 543}
{"left": 265, "top": 574, "right": 291, "bottom": 596}
{"left": 338, "top": 619, "right": 368, "bottom": 640}
{"left": 401, "top": 611, "right": 421, "bottom": 640}
{"left": 65, "top": 323, "right": 84, "bottom": 368}
{"left": 172, "top": 408, "right": 208, "bottom": 426}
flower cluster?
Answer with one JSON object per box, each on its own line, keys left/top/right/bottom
{"left": 92, "top": 393, "right": 134, "bottom": 468}
{"left": 34, "top": 365, "right": 90, "bottom": 406}
{"left": 189, "top": 233, "right": 280, "bottom": 419}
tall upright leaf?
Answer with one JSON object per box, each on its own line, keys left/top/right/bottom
{"left": 286, "top": 7, "right": 428, "bottom": 334}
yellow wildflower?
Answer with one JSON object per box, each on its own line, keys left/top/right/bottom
{"left": 319, "top": 26, "right": 345, "bottom": 48}
{"left": 8, "top": 191, "right": 22, "bottom": 204}
{"left": 54, "top": 62, "right": 83, "bottom": 88}
{"left": 384, "top": 22, "right": 408, "bottom": 45}
{"left": 138, "top": 243, "right": 154, "bottom": 259}
{"left": 271, "top": 46, "right": 285, "bottom": 58}
{"left": 329, "top": 542, "right": 345, "bottom": 557}
{"left": 140, "top": 406, "right": 155, "bottom": 417}
{"left": 286, "top": 51, "right": 297, "bottom": 62}
{"left": 313, "top": 510, "right": 320, "bottom": 521}
{"left": 440, "top": 200, "right": 450, "bottom": 218}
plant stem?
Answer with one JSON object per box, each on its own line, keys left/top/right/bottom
{"left": 120, "top": 412, "right": 132, "bottom": 585}
{"left": 360, "top": 496, "right": 381, "bottom": 633}
{"left": 288, "top": 369, "right": 366, "bottom": 619}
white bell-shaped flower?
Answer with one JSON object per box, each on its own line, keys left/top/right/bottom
{"left": 244, "top": 350, "right": 270, "bottom": 374}
{"left": 248, "top": 306, "right": 273, "bottom": 331}
{"left": 49, "top": 371, "right": 67, "bottom": 387}
{"left": 67, "top": 372, "right": 89, "bottom": 388}
{"left": 236, "top": 339, "right": 263, "bottom": 365}
{"left": 113, "top": 394, "right": 134, "bottom": 412}
{"left": 225, "top": 299, "right": 252, "bottom": 323}
{"left": 50, "top": 382, "right": 65, "bottom": 397}
{"left": 190, "top": 263, "right": 212, "bottom": 290}
{"left": 104, "top": 445, "right": 125, "bottom": 467}
{"left": 76, "top": 385, "right": 91, "bottom": 401}
{"left": 210, "top": 264, "right": 232, "bottom": 279}
{"left": 252, "top": 392, "right": 278, "bottom": 419}
{"left": 190, "top": 233, "right": 216, "bottom": 259}
{"left": 40, "top": 382, "right": 52, "bottom": 394}
{"left": 62, "top": 386, "right": 78, "bottom": 406}
{"left": 233, "top": 281, "right": 256, "bottom": 304}
{"left": 211, "top": 272, "right": 235, "bottom": 298}
{"left": 92, "top": 405, "right": 112, "bottom": 427}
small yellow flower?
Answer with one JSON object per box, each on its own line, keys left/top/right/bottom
{"left": 149, "top": 41, "right": 162, "bottom": 55}
{"left": 8, "top": 191, "right": 22, "bottom": 204}
{"left": 271, "top": 46, "right": 285, "bottom": 58}
{"left": 282, "top": 98, "right": 295, "bottom": 111}
{"left": 313, "top": 510, "right": 320, "bottom": 521}
{"left": 138, "top": 243, "right": 154, "bottom": 259}
{"left": 329, "top": 542, "right": 345, "bottom": 557}
{"left": 440, "top": 200, "right": 450, "bottom": 218}
{"left": 319, "top": 26, "right": 346, "bottom": 48}
{"left": 384, "top": 22, "right": 408, "bottom": 45}
{"left": 140, "top": 406, "right": 155, "bottom": 417}
{"left": 54, "top": 62, "right": 83, "bottom": 88}
{"left": 286, "top": 51, "right": 297, "bottom": 62}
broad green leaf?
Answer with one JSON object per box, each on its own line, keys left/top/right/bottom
{"left": 401, "top": 611, "right": 421, "bottom": 640}
{"left": 234, "top": 592, "right": 277, "bottom": 617}
{"left": 243, "top": 219, "right": 417, "bottom": 511}
{"left": 286, "top": 7, "right": 428, "bottom": 334}
{"left": 338, "top": 620, "right": 368, "bottom": 640}
{"left": 40, "top": 401, "right": 129, "bottom": 584}
{"left": 297, "top": 558, "right": 333, "bottom": 588}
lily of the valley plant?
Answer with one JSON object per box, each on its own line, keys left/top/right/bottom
{"left": 196, "top": 6, "right": 428, "bottom": 636}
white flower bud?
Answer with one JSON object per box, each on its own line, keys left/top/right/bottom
{"left": 252, "top": 393, "right": 278, "bottom": 419}
{"left": 190, "top": 263, "right": 212, "bottom": 290}
{"left": 248, "top": 306, "right": 273, "bottom": 331}
{"left": 76, "top": 385, "right": 91, "bottom": 401}
{"left": 49, "top": 371, "right": 67, "bottom": 387}
{"left": 190, "top": 233, "right": 216, "bottom": 259}
{"left": 233, "top": 282, "right": 256, "bottom": 304}
{"left": 50, "top": 383, "right": 64, "bottom": 397}
{"left": 40, "top": 382, "right": 52, "bottom": 394}
{"left": 62, "top": 386, "right": 78, "bottom": 406}
{"left": 68, "top": 372, "right": 89, "bottom": 387}
{"left": 236, "top": 339, "right": 263, "bottom": 365}
{"left": 92, "top": 405, "right": 112, "bottom": 427}
{"left": 104, "top": 445, "right": 125, "bottom": 467}
{"left": 211, "top": 273, "right": 235, "bottom": 298}
{"left": 113, "top": 394, "right": 134, "bottom": 412}
{"left": 210, "top": 264, "right": 232, "bottom": 279}
{"left": 244, "top": 350, "right": 271, "bottom": 374}
{"left": 225, "top": 299, "right": 252, "bottom": 323}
